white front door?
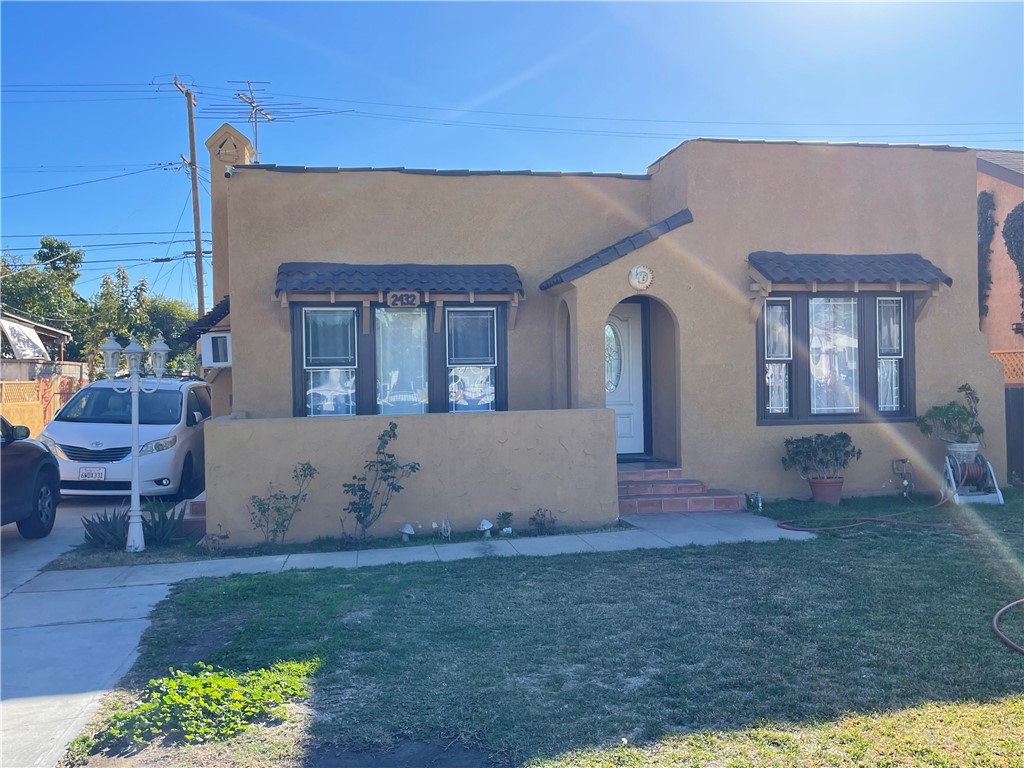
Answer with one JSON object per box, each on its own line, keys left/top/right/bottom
{"left": 605, "top": 302, "right": 646, "bottom": 454}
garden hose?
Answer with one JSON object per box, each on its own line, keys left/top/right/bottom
{"left": 776, "top": 506, "right": 1023, "bottom": 658}
{"left": 992, "top": 599, "right": 1024, "bottom": 656}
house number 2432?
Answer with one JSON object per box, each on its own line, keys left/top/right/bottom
{"left": 387, "top": 291, "right": 421, "bottom": 307}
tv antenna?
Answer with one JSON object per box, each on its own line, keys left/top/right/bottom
{"left": 200, "top": 81, "right": 346, "bottom": 161}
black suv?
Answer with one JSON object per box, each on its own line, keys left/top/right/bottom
{"left": 1, "top": 416, "right": 60, "bottom": 538}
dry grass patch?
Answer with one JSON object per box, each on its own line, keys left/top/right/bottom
{"left": 65, "top": 491, "right": 1024, "bottom": 767}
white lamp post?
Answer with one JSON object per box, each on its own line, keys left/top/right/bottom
{"left": 100, "top": 333, "right": 170, "bottom": 552}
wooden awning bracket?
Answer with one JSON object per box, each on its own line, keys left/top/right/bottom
{"left": 509, "top": 293, "right": 520, "bottom": 330}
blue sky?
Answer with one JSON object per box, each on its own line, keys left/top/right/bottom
{"left": 2, "top": 1, "right": 1022, "bottom": 313}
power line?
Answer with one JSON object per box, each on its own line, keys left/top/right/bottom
{"left": 2, "top": 82, "right": 159, "bottom": 87}
{"left": 4, "top": 96, "right": 179, "bottom": 104}
{"left": 328, "top": 109, "right": 1023, "bottom": 142}
{"left": 3, "top": 253, "right": 196, "bottom": 269}
{"left": 239, "top": 87, "right": 1024, "bottom": 128}
{"left": 4, "top": 163, "right": 176, "bottom": 173}
{"left": 2, "top": 239, "right": 208, "bottom": 253}
{"left": 1, "top": 165, "right": 175, "bottom": 200}
{"left": 7, "top": 80, "right": 1020, "bottom": 130}
{"left": 3, "top": 231, "right": 210, "bottom": 238}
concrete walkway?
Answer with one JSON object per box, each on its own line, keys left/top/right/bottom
{"left": 1, "top": 507, "right": 811, "bottom": 768}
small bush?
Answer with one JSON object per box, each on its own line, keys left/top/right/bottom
{"left": 342, "top": 423, "right": 419, "bottom": 540}
{"left": 528, "top": 508, "right": 558, "bottom": 535}
{"left": 142, "top": 499, "right": 187, "bottom": 546}
{"left": 248, "top": 461, "right": 319, "bottom": 546}
{"left": 496, "top": 511, "right": 514, "bottom": 530}
{"left": 90, "top": 661, "right": 314, "bottom": 753}
{"left": 83, "top": 508, "right": 130, "bottom": 549}
{"left": 83, "top": 501, "right": 188, "bottom": 550}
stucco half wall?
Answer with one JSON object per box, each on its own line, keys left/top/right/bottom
{"left": 205, "top": 408, "right": 618, "bottom": 547}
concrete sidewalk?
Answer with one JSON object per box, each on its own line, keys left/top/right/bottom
{"left": 1, "top": 510, "right": 811, "bottom": 768}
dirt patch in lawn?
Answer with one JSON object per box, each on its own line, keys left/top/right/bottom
{"left": 304, "top": 740, "right": 508, "bottom": 767}
{"left": 75, "top": 738, "right": 505, "bottom": 768}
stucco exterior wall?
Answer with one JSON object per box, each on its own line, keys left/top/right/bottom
{"left": 978, "top": 171, "right": 1024, "bottom": 353}
{"left": 0, "top": 402, "right": 45, "bottom": 437}
{"left": 567, "top": 141, "right": 1006, "bottom": 495}
{"left": 207, "top": 134, "right": 1007, "bottom": 507}
{"left": 205, "top": 408, "right": 617, "bottom": 547}
{"left": 221, "top": 169, "right": 650, "bottom": 419}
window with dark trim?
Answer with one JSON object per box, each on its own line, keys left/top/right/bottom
{"left": 292, "top": 302, "right": 508, "bottom": 417}
{"left": 756, "top": 293, "right": 915, "bottom": 424}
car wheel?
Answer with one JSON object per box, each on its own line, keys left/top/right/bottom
{"left": 17, "top": 471, "right": 58, "bottom": 539}
{"left": 174, "top": 455, "right": 194, "bottom": 501}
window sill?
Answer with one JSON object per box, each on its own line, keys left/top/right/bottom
{"left": 757, "top": 414, "right": 918, "bottom": 427}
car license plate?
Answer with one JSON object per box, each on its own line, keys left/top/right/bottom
{"left": 79, "top": 467, "right": 105, "bottom": 481}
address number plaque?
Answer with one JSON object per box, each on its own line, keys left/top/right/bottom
{"left": 386, "top": 291, "right": 421, "bottom": 308}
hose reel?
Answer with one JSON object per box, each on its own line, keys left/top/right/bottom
{"left": 942, "top": 453, "right": 1004, "bottom": 505}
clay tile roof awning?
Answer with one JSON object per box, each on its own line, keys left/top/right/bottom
{"left": 748, "top": 252, "right": 952, "bottom": 288}
{"left": 274, "top": 263, "right": 525, "bottom": 298}
{"left": 178, "top": 295, "right": 231, "bottom": 346}
{"left": 539, "top": 208, "right": 693, "bottom": 290}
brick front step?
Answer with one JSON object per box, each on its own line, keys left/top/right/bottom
{"left": 618, "top": 492, "right": 745, "bottom": 515}
{"left": 617, "top": 467, "right": 686, "bottom": 482}
{"left": 179, "top": 499, "right": 206, "bottom": 537}
{"left": 617, "top": 479, "right": 706, "bottom": 496}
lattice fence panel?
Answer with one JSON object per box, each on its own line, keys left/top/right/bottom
{"left": 0, "top": 381, "right": 39, "bottom": 403}
{"left": 993, "top": 351, "right": 1024, "bottom": 386}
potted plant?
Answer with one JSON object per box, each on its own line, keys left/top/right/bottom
{"left": 916, "top": 383, "right": 984, "bottom": 463}
{"left": 781, "top": 432, "right": 862, "bottom": 505}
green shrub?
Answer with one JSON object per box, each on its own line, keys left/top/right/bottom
{"left": 82, "top": 501, "right": 187, "bottom": 550}
{"left": 916, "top": 383, "right": 984, "bottom": 444}
{"left": 142, "top": 499, "right": 187, "bottom": 546}
{"left": 342, "top": 422, "right": 419, "bottom": 540}
{"left": 91, "top": 661, "right": 313, "bottom": 753}
{"left": 496, "top": 511, "right": 514, "bottom": 530}
{"left": 1003, "top": 201, "right": 1024, "bottom": 323}
{"left": 978, "top": 191, "right": 996, "bottom": 319}
{"left": 528, "top": 508, "right": 558, "bottom": 535}
{"left": 247, "top": 461, "right": 319, "bottom": 546}
{"left": 781, "top": 432, "right": 862, "bottom": 479}
{"left": 82, "top": 508, "right": 130, "bottom": 549}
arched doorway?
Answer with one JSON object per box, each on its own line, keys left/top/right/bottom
{"left": 605, "top": 297, "right": 679, "bottom": 462}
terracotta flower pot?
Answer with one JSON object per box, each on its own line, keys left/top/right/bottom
{"left": 808, "top": 477, "right": 844, "bottom": 505}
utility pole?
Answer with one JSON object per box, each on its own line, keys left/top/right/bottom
{"left": 174, "top": 76, "right": 205, "bottom": 315}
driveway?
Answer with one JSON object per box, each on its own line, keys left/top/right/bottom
{"left": 0, "top": 498, "right": 155, "bottom": 768}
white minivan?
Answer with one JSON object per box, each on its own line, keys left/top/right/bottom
{"left": 39, "top": 377, "right": 211, "bottom": 499}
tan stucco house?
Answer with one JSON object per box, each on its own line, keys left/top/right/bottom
{"left": 976, "top": 149, "right": 1024, "bottom": 480}
{"left": 192, "top": 124, "right": 1007, "bottom": 545}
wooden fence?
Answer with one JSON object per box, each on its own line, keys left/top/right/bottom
{"left": 993, "top": 351, "right": 1024, "bottom": 484}
{"left": 0, "top": 376, "right": 83, "bottom": 436}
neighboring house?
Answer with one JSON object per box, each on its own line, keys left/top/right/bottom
{"left": 0, "top": 309, "right": 84, "bottom": 435}
{"left": 193, "top": 123, "right": 1006, "bottom": 545}
{"left": 976, "top": 149, "right": 1024, "bottom": 481}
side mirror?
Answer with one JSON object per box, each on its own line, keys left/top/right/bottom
{"left": 12, "top": 425, "right": 30, "bottom": 440}
{"left": 187, "top": 411, "right": 203, "bottom": 427}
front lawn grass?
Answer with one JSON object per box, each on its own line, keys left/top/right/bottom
{"left": 73, "top": 491, "right": 1024, "bottom": 767}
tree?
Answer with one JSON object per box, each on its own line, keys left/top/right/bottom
{"left": 86, "top": 266, "right": 152, "bottom": 376}
{"left": 0, "top": 238, "right": 91, "bottom": 358}
{"left": 1003, "top": 201, "right": 1024, "bottom": 324}
{"left": 86, "top": 269, "right": 199, "bottom": 375}
{"left": 977, "top": 191, "right": 996, "bottom": 322}
{"left": 143, "top": 296, "right": 198, "bottom": 373}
